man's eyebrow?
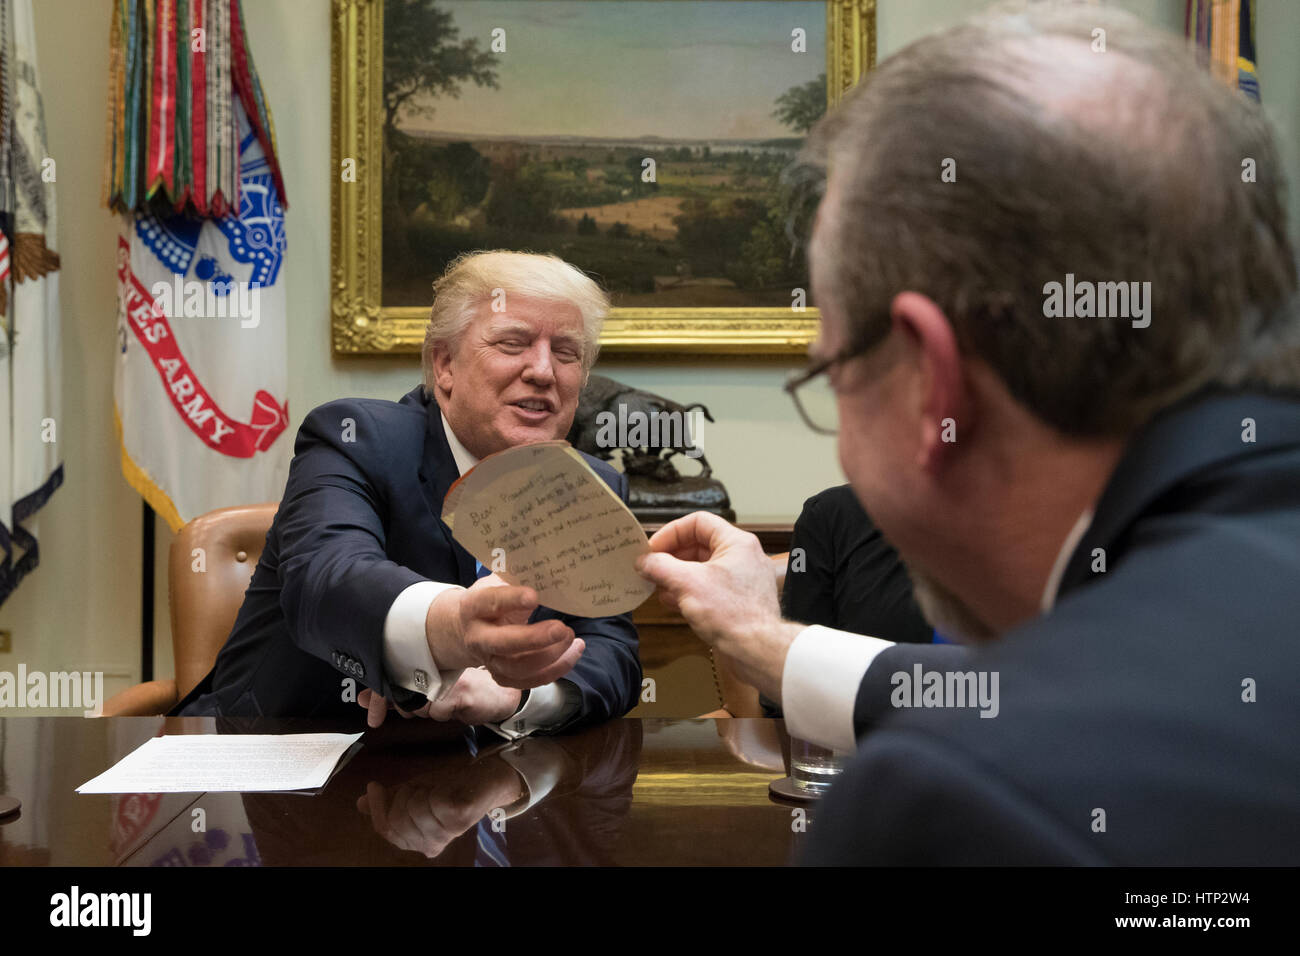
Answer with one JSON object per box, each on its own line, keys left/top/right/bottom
{"left": 484, "top": 320, "right": 583, "bottom": 348}
{"left": 485, "top": 320, "right": 533, "bottom": 336}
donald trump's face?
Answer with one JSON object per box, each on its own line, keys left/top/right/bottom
{"left": 432, "top": 294, "right": 587, "bottom": 460}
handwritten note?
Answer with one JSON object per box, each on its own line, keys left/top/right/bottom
{"left": 442, "top": 441, "right": 654, "bottom": 616}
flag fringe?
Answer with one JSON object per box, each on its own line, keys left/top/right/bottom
{"left": 114, "top": 405, "right": 187, "bottom": 533}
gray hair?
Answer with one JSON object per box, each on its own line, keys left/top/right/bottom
{"left": 799, "top": 0, "right": 1299, "bottom": 436}
{"left": 421, "top": 249, "right": 610, "bottom": 395}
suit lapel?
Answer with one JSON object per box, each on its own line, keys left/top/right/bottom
{"left": 414, "top": 390, "right": 480, "bottom": 588}
{"left": 1058, "top": 388, "right": 1300, "bottom": 599}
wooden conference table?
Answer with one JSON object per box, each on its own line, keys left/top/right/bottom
{"left": 0, "top": 715, "right": 818, "bottom": 867}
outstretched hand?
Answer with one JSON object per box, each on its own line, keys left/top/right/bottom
{"left": 636, "top": 511, "right": 802, "bottom": 701}
{"left": 426, "top": 573, "right": 585, "bottom": 689}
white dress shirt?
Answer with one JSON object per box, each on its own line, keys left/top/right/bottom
{"left": 781, "top": 510, "right": 1095, "bottom": 751}
{"left": 380, "top": 411, "right": 579, "bottom": 738}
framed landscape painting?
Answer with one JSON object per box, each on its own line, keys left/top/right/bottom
{"left": 332, "top": 0, "right": 876, "bottom": 355}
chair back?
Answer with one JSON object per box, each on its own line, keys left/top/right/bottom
{"left": 168, "top": 503, "right": 277, "bottom": 700}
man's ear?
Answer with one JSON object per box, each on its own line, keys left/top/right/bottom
{"left": 431, "top": 343, "right": 455, "bottom": 394}
{"left": 890, "top": 291, "right": 971, "bottom": 474}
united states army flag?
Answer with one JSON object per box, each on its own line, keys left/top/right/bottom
{"left": 0, "top": 0, "right": 63, "bottom": 607}
{"left": 113, "top": 98, "right": 289, "bottom": 531}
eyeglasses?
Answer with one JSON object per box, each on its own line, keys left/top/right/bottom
{"left": 783, "top": 340, "right": 873, "bottom": 435}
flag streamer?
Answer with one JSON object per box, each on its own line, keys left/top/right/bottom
{"left": 110, "top": 0, "right": 290, "bottom": 534}
{"left": 103, "top": 0, "right": 287, "bottom": 216}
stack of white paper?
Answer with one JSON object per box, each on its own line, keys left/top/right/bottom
{"left": 76, "top": 733, "right": 364, "bottom": 794}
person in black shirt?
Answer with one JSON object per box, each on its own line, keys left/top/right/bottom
{"left": 762, "top": 485, "right": 932, "bottom": 716}
{"left": 783, "top": 485, "right": 933, "bottom": 643}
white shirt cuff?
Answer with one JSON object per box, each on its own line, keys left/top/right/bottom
{"left": 484, "top": 680, "right": 579, "bottom": 740}
{"left": 382, "top": 581, "right": 466, "bottom": 702}
{"left": 781, "top": 624, "right": 894, "bottom": 752}
{"left": 496, "top": 739, "right": 564, "bottom": 818}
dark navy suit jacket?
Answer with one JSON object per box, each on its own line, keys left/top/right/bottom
{"left": 177, "top": 385, "right": 642, "bottom": 729}
{"left": 803, "top": 389, "right": 1300, "bottom": 865}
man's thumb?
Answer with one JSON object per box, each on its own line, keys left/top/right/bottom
{"left": 637, "top": 550, "right": 694, "bottom": 592}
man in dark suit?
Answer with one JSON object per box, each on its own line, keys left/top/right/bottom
{"left": 178, "top": 250, "right": 641, "bottom": 736}
{"left": 637, "top": 1, "right": 1300, "bottom": 864}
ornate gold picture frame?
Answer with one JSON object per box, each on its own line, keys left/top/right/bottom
{"left": 332, "top": 0, "right": 876, "bottom": 355}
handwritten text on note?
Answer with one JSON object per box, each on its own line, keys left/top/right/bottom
{"left": 442, "top": 441, "right": 654, "bottom": 616}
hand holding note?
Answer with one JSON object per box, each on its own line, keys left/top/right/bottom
{"left": 442, "top": 441, "right": 654, "bottom": 617}
{"left": 423, "top": 573, "right": 585, "bottom": 689}
{"left": 636, "top": 510, "right": 793, "bottom": 703}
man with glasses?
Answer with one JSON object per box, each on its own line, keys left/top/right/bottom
{"left": 637, "top": 1, "right": 1300, "bottom": 864}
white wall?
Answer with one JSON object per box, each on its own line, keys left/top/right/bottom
{"left": 3, "top": 0, "right": 1297, "bottom": 697}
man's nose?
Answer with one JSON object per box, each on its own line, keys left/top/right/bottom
{"left": 521, "top": 343, "right": 557, "bottom": 384}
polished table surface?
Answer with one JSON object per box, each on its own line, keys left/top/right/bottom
{"left": 0, "top": 716, "right": 817, "bottom": 866}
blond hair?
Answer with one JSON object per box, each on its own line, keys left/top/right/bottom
{"left": 422, "top": 250, "right": 610, "bottom": 394}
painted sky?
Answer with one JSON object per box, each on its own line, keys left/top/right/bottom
{"left": 395, "top": 0, "right": 827, "bottom": 140}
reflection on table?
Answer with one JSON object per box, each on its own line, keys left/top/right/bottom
{"left": 0, "top": 716, "right": 816, "bottom": 867}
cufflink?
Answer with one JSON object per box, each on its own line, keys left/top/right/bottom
{"left": 414, "top": 669, "right": 429, "bottom": 691}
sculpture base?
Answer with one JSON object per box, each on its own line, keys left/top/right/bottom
{"left": 633, "top": 505, "right": 736, "bottom": 524}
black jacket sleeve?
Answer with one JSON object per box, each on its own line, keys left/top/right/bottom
{"left": 802, "top": 727, "right": 1107, "bottom": 865}
{"left": 273, "top": 400, "right": 428, "bottom": 702}
{"left": 853, "top": 643, "right": 974, "bottom": 738}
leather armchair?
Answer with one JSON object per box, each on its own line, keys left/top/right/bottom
{"left": 101, "top": 503, "right": 278, "bottom": 716}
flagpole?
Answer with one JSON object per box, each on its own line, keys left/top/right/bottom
{"left": 141, "top": 502, "right": 154, "bottom": 683}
